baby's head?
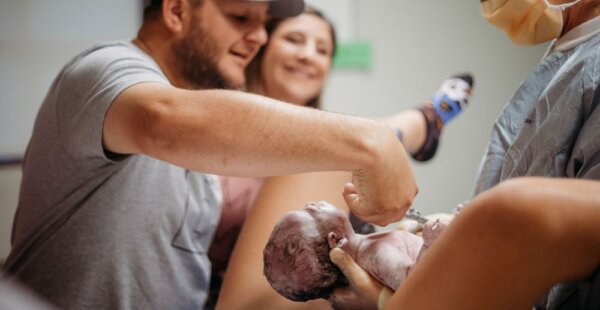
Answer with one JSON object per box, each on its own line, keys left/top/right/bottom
{"left": 263, "top": 201, "right": 352, "bottom": 301}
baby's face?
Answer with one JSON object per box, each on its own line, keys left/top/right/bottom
{"left": 281, "top": 202, "right": 347, "bottom": 241}
{"left": 299, "top": 201, "right": 348, "bottom": 229}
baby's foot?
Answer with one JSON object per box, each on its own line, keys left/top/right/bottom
{"left": 412, "top": 73, "right": 474, "bottom": 161}
{"left": 431, "top": 74, "right": 474, "bottom": 124}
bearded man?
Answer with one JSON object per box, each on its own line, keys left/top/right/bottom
{"left": 1, "top": 0, "right": 419, "bottom": 309}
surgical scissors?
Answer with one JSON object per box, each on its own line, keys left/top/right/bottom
{"left": 405, "top": 208, "right": 429, "bottom": 224}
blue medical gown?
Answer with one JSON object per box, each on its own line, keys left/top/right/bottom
{"left": 473, "top": 34, "right": 600, "bottom": 309}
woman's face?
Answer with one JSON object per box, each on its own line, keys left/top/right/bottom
{"left": 260, "top": 13, "right": 334, "bottom": 105}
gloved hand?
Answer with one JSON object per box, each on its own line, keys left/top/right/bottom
{"left": 327, "top": 248, "right": 393, "bottom": 310}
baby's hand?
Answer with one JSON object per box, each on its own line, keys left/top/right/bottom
{"left": 417, "top": 218, "right": 449, "bottom": 261}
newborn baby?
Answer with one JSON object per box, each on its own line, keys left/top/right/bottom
{"left": 263, "top": 201, "right": 446, "bottom": 302}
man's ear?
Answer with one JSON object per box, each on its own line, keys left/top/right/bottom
{"left": 161, "top": 0, "right": 189, "bottom": 33}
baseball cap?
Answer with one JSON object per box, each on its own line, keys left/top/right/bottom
{"left": 144, "top": 0, "right": 304, "bottom": 18}
{"left": 248, "top": 0, "right": 304, "bottom": 18}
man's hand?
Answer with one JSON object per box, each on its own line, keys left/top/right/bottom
{"left": 344, "top": 128, "right": 418, "bottom": 226}
{"left": 327, "top": 248, "right": 386, "bottom": 310}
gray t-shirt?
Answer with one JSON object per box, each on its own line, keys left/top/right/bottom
{"left": 3, "top": 41, "right": 222, "bottom": 309}
{"left": 473, "top": 33, "right": 600, "bottom": 309}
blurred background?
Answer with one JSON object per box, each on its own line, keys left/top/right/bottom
{"left": 0, "top": 0, "right": 547, "bottom": 261}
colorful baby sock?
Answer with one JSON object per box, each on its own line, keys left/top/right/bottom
{"left": 412, "top": 73, "right": 474, "bottom": 162}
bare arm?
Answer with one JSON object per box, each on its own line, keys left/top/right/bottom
{"left": 380, "top": 110, "right": 426, "bottom": 155}
{"left": 386, "top": 177, "right": 600, "bottom": 310}
{"left": 104, "top": 83, "right": 417, "bottom": 224}
{"left": 217, "top": 172, "right": 350, "bottom": 310}
{"left": 106, "top": 84, "right": 383, "bottom": 177}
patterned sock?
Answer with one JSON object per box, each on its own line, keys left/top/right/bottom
{"left": 412, "top": 73, "right": 474, "bottom": 162}
{"left": 431, "top": 73, "right": 474, "bottom": 124}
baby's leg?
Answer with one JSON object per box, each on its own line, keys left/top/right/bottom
{"left": 385, "top": 74, "right": 474, "bottom": 161}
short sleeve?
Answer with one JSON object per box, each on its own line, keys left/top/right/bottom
{"left": 55, "top": 42, "right": 168, "bottom": 166}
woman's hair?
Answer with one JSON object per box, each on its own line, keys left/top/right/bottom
{"left": 263, "top": 215, "right": 347, "bottom": 301}
{"left": 245, "top": 6, "right": 337, "bottom": 109}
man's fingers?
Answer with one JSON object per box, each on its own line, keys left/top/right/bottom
{"left": 343, "top": 183, "right": 360, "bottom": 209}
{"left": 343, "top": 183, "right": 371, "bottom": 221}
{"left": 329, "top": 248, "right": 373, "bottom": 289}
{"left": 343, "top": 182, "right": 408, "bottom": 226}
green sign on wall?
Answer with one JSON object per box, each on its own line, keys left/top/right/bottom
{"left": 333, "top": 41, "right": 372, "bottom": 70}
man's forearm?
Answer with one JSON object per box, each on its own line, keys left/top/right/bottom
{"left": 105, "top": 83, "right": 417, "bottom": 225}
{"left": 144, "top": 88, "right": 397, "bottom": 177}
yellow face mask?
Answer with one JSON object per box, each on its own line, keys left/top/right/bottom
{"left": 481, "top": 0, "right": 566, "bottom": 45}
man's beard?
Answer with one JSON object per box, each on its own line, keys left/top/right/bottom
{"left": 172, "top": 16, "right": 237, "bottom": 90}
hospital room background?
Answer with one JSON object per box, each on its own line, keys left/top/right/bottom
{"left": 0, "top": 0, "right": 547, "bottom": 263}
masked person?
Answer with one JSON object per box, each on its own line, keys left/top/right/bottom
{"left": 1, "top": 0, "right": 421, "bottom": 309}
{"left": 327, "top": 0, "right": 600, "bottom": 309}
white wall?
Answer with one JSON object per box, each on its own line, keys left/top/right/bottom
{"left": 0, "top": 0, "right": 141, "bottom": 261}
{"left": 0, "top": 0, "right": 547, "bottom": 260}
{"left": 314, "top": 0, "right": 547, "bottom": 216}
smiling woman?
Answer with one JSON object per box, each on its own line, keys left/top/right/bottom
{"left": 207, "top": 5, "right": 338, "bottom": 286}
{"left": 245, "top": 5, "right": 336, "bottom": 108}
{"left": 259, "top": 14, "right": 334, "bottom": 106}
